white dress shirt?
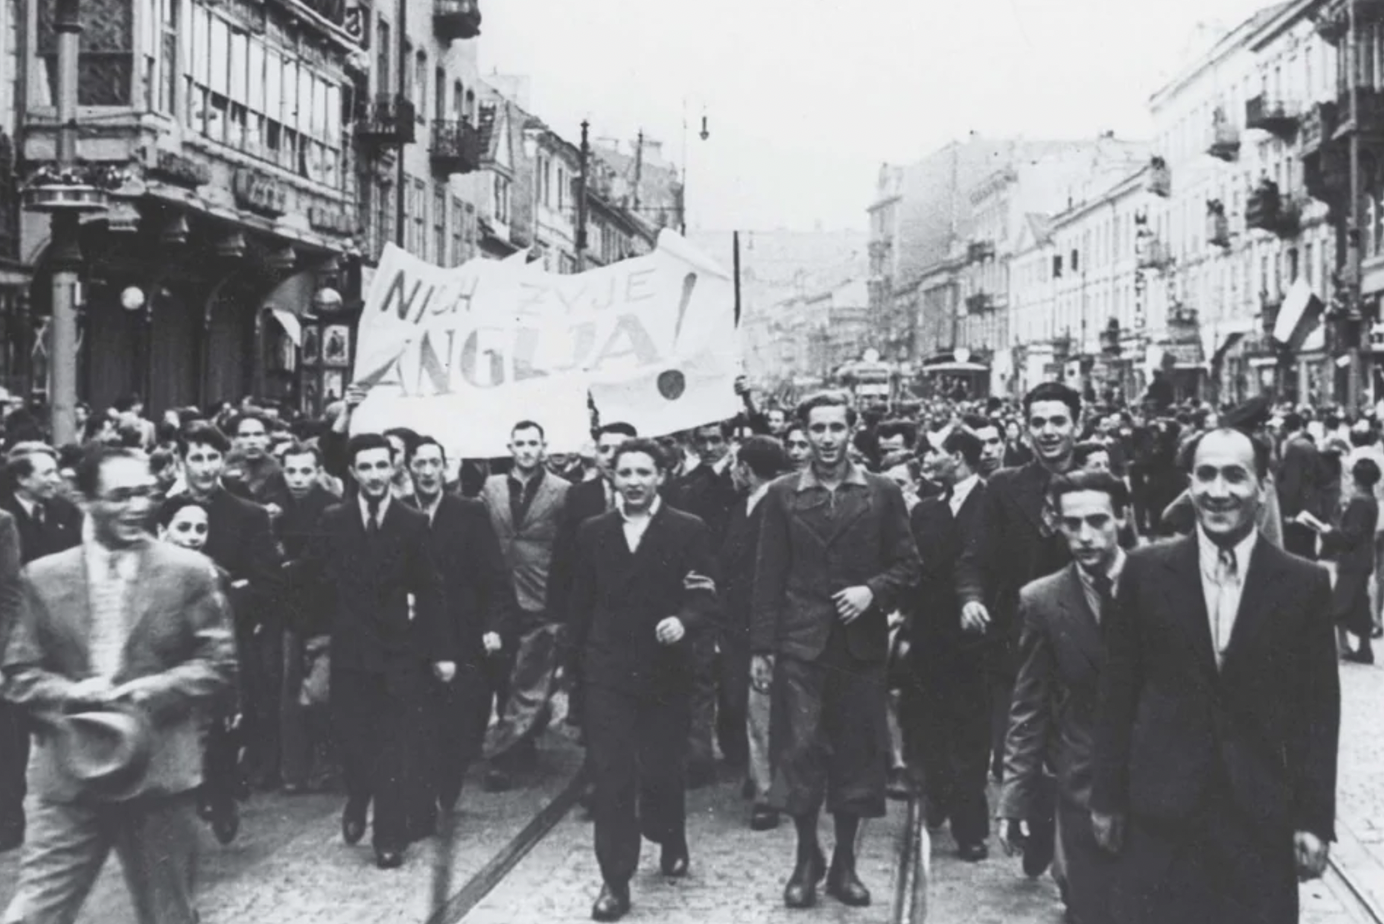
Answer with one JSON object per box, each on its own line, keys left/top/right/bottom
{"left": 949, "top": 473, "right": 980, "bottom": 517}
{"left": 84, "top": 524, "right": 141, "bottom": 680}
{"left": 358, "top": 492, "right": 391, "bottom": 531}
{"left": 1197, "top": 526, "right": 1257, "bottom": 669}
{"left": 617, "top": 495, "right": 661, "bottom": 553}
{"left": 1076, "top": 548, "right": 1126, "bottom": 624}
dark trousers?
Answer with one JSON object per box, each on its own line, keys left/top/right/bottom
{"left": 585, "top": 684, "right": 690, "bottom": 887}
{"left": 717, "top": 629, "right": 751, "bottom": 769}
{"left": 332, "top": 665, "right": 426, "bottom": 852}
{"left": 233, "top": 615, "right": 283, "bottom": 785}
{"left": 686, "top": 634, "right": 717, "bottom": 770}
{"left": 1112, "top": 783, "right": 1298, "bottom": 924}
{"left": 0, "top": 699, "right": 28, "bottom": 847}
{"left": 427, "top": 661, "right": 491, "bottom": 811}
{"left": 1058, "top": 797, "right": 1116, "bottom": 924}
{"left": 769, "top": 633, "right": 889, "bottom": 820}
{"left": 909, "top": 645, "right": 991, "bottom": 846}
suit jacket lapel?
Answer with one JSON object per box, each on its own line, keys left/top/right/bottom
{"left": 1160, "top": 535, "right": 1219, "bottom": 679}
{"left": 1221, "top": 538, "right": 1284, "bottom": 671}
{"left": 122, "top": 545, "right": 161, "bottom": 662}
{"left": 1056, "top": 564, "right": 1103, "bottom": 672}
{"left": 1015, "top": 463, "right": 1051, "bottom": 536}
{"left": 57, "top": 552, "right": 93, "bottom": 673}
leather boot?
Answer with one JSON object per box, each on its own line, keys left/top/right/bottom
{"left": 783, "top": 842, "right": 826, "bottom": 909}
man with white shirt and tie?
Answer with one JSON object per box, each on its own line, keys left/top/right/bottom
{"left": 1090, "top": 428, "right": 1339, "bottom": 924}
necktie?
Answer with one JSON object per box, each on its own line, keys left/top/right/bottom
{"left": 1212, "top": 547, "right": 1237, "bottom": 669}
{"left": 365, "top": 497, "right": 381, "bottom": 536}
{"left": 1091, "top": 570, "right": 1114, "bottom": 623}
{"left": 32, "top": 504, "right": 44, "bottom": 526}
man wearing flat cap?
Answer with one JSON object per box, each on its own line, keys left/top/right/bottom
{"left": 2, "top": 445, "right": 236, "bottom": 924}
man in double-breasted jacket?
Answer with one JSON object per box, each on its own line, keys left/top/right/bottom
{"left": 751, "top": 392, "right": 920, "bottom": 911}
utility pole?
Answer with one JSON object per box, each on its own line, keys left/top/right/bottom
{"left": 732, "top": 230, "right": 741, "bottom": 326}
{"left": 394, "top": 0, "right": 408, "bottom": 249}
{"left": 575, "top": 119, "right": 589, "bottom": 272}
{"left": 48, "top": 0, "right": 83, "bottom": 445}
{"left": 1347, "top": 0, "right": 1366, "bottom": 409}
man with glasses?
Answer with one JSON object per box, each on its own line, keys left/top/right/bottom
{"left": 2, "top": 446, "right": 234, "bottom": 924}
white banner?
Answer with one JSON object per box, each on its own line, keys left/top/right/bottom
{"left": 350, "top": 231, "right": 742, "bottom": 458}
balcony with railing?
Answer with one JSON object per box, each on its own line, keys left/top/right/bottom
{"left": 1245, "top": 95, "right": 1300, "bottom": 139}
{"left": 1137, "top": 236, "right": 1173, "bottom": 270}
{"left": 1168, "top": 304, "right": 1200, "bottom": 328}
{"left": 1207, "top": 108, "right": 1240, "bottom": 161}
{"left": 1245, "top": 179, "right": 1300, "bottom": 238}
{"left": 354, "top": 95, "right": 416, "bottom": 147}
{"left": 434, "top": 0, "right": 482, "bottom": 41}
{"left": 1147, "top": 157, "right": 1171, "bottom": 197}
{"left": 430, "top": 119, "right": 483, "bottom": 175}
{"left": 967, "top": 239, "right": 996, "bottom": 263}
{"left": 1315, "top": 0, "right": 1384, "bottom": 44}
{"left": 964, "top": 291, "right": 994, "bottom": 313}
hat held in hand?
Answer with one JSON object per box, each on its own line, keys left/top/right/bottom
{"left": 54, "top": 701, "right": 153, "bottom": 801}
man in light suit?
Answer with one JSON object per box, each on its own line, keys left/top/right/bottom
{"left": 2, "top": 446, "right": 235, "bottom": 924}
{"left": 751, "top": 391, "right": 921, "bottom": 910}
{"left": 999, "top": 469, "right": 1129, "bottom": 924}
{"left": 1091, "top": 428, "right": 1339, "bottom": 924}
{"left": 479, "top": 420, "right": 569, "bottom": 792}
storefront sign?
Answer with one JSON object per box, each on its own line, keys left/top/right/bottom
{"left": 309, "top": 205, "right": 358, "bottom": 236}
{"left": 148, "top": 151, "right": 211, "bottom": 189}
{"left": 232, "top": 169, "right": 288, "bottom": 218}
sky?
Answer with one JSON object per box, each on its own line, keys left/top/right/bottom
{"left": 479, "top": 0, "right": 1282, "bottom": 233}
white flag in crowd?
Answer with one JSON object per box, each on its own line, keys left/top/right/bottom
{"left": 349, "top": 231, "right": 742, "bottom": 458}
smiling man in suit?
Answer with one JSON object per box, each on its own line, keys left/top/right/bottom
{"left": 479, "top": 420, "right": 570, "bottom": 793}
{"left": 751, "top": 391, "right": 921, "bottom": 910}
{"left": 999, "top": 469, "right": 1130, "bottom": 924}
{"left": 569, "top": 438, "right": 719, "bottom": 922}
{"left": 293, "top": 433, "right": 449, "bottom": 870}
{"left": 1091, "top": 428, "right": 1339, "bottom": 924}
{"left": 2, "top": 445, "right": 235, "bottom": 924}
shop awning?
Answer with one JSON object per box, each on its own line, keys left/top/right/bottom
{"left": 921, "top": 361, "right": 989, "bottom": 373}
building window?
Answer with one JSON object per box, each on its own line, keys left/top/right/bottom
{"left": 453, "top": 80, "right": 465, "bottom": 121}
{"left": 36, "top": 0, "right": 133, "bottom": 105}
{"left": 414, "top": 178, "right": 427, "bottom": 258}
{"left": 415, "top": 50, "right": 427, "bottom": 118}
{"left": 434, "top": 67, "right": 446, "bottom": 123}
{"left": 494, "top": 174, "right": 511, "bottom": 224}
{"left": 1053, "top": 254, "right": 1063, "bottom": 278}
{"left": 376, "top": 176, "right": 393, "bottom": 254}
{"left": 376, "top": 20, "right": 391, "bottom": 94}
{"left": 434, "top": 185, "right": 447, "bottom": 263}
{"left": 451, "top": 194, "right": 466, "bottom": 265}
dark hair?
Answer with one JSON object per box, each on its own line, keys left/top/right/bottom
{"left": 511, "top": 420, "right": 546, "bottom": 441}
{"left": 877, "top": 419, "right": 917, "bottom": 448}
{"left": 347, "top": 432, "right": 393, "bottom": 466}
{"left": 149, "top": 445, "right": 178, "bottom": 477}
{"left": 75, "top": 445, "right": 145, "bottom": 498}
{"left": 111, "top": 393, "right": 142, "bottom": 414}
{"left": 1073, "top": 441, "right": 1113, "bottom": 468}
{"left": 961, "top": 413, "right": 997, "bottom": 434}
{"left": 409, "top": 435, "right": 448, "bottom": 466}
{"left": 796, "top": 390, "right": 858, "bottom": 427}
{"left": 179, "top": 422, "right": 231, "bottom": 457}
{"left": 1048, "top": 469, "right": 1130, "bottom": 516}
{"left": 1283, "top": 412, "right": 1304, "bottom": 433}
{"left": 941, "top": 427, "right": 983, "bottom": 468}
{"left": 595, "top": 422, "right": 638, "bottom": 441}
{"left": 382, "top": 427, "right": 421, "bottom": 461}
{"left": 56, "top": 443, "right": 84, "bottom": 471}
{"left": 693, "top": 420, "right": 734, "bottom": 439}
{"left": 784, "top": 425, "right": 808, "bottom": 444}
{"left": 280, "top": 442, "right": 322, "bottom": 467}
{"left": 737, "top": 435, "right": 788, "bottom": 480}
{"left": 1354, "top": 457, "right": 1382, "bottom": 489}
{"left": 1023, "top": 382, "right": 1081, "bottom": 422}
{"left": 1182, "top": 427, "right": 1272, "bottom": 480}
{"left": 117, "top": 421, "right": 144, "bottom": 448}
{"left": 6, "top": 443, "right": 58, "bottom": 480}
{"left": 230, "top": 411, "right": 269, "bottom": 437}
{"left": 610, "top": 437, "right": 668, "bottom": 473}
{"left": 157, "top": 495, "right": 209, "bottom": 529}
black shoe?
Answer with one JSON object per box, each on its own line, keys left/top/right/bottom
{"left": 1344, "top": 649, "right": 1375, "bottom": 665}
{"left": 783, "top": 843, "right": 827, "bottom": 909}
{"left": 660, "top": 841, "right": 690, "bottom": 877}
{"left": 1022, "top": 817, "right": 1055, "bottom": 878}
{"left": 750, "top": 806, "right": 780, "bottom": 831}
{"left": 342, "top": 801, "right": 368, "bottom": 845}
{"left": 825, "top": 855, "right": 872, "bottom": 907}
{"left": 374, "top": 847, "right": 404, "bottom": 870}
{"left": 957, "top": 841, "right": 988, "bottom": 862}
{"left": 484, "top": 768, "right": 514, "bottom": 793}
{"left": 591, "top": 882, "right": 631, "bottom": 921}
{"left": 211, "top": 805, "right": 240, "bottom": 845}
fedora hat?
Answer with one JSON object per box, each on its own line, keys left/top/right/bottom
{"left": 53, "top": 701, "right": 153, "bottom": 802}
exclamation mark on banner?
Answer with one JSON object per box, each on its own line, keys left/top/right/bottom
{"left": 658, "top": 272, "right": 698, "bottom": 401}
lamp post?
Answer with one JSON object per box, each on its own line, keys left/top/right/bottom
{"left": 1347, "top": 0, "right": 1366, "bottom": 409}
{"left": 47, "top": 0, "right": 86, "bottom": 445}
{"left": 575, "top": 119, "right": 589, "bottom": 272}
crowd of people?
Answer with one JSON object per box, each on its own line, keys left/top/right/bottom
{"left": 0, "top": 374, "right": 1365, "bottom": 924}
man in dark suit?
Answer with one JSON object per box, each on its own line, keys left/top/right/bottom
{"left": 295, "top": 433, "right": 450, "bottom": 869}
{"left": 1090, "top": 428, "right": 1339, "bottom": 924}
{"left": 405, "top": 436, "right": 516, "bottom": 826}
{"left": 569, "top": 438, "right": 719, "bottom": 921}
{"left": 667, "top": 420, "right": 740, "bottom": 787}
{"left": 178, "top": 422, "right": 284, "bottom": 790}
{"left": 751, "top": 392, "right": 921, "bottom": 910}
{"left": 1277, "top": 412, "right": 1327, "bottom": 560}
{"left": 719, "top": 435, "right": 789, "bottom": 830}
{"left": 962, "top": 381, "right": 1082, "bottom": 879}
{"left": 0, "top": 443, "right": 82, "bottom": 852}
{"left": 276, "top": 442, "right": 340, "bottom": 793}
{"left": 999, "top": 470, "right": 1130, "bottom": 924}
{"left": 906, "top": 428, "right": 990, "bottom": 861}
